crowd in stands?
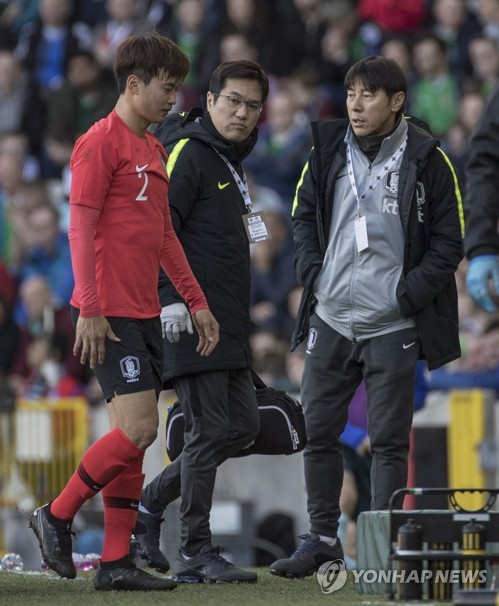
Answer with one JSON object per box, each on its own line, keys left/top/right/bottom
{"left": 2, "top": 0, "right": 499, "bottom": 408}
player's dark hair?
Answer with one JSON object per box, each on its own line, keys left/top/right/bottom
{"left": 209, "top": 60, "right": 270, "bottom": 104}
{"left": 344, "top": 56, "right": 407, "bottom": 113}
{"left": 114, "top": 32, "right": 189, "bottom": 94}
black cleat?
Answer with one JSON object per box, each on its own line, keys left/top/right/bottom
{"left": 172, "top": 546, "right": 257, "bottom": 584}
{"left": 270, "top": 533, "right": 344, "bottom": 579}
{"left": 29, "top": 503, "right": 76, "bottom": 579}
{"left": 94, "top": 562, "right": 177, "bottom": 591}
{"left": 133, "top": 511, "right": 170, "bottom": 572}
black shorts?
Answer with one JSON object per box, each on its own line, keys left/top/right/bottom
{"left": 71, "top": 307, "right": 163, "bottom": 402}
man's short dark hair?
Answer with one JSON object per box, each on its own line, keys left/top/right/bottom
{"left": 344, "top": 55, "right": 408, "bottom": 99}
{"left": 114, "top": 32, "right": 189, "bottom": 94}
{"left": 209, "top": 60, "right": 270, "bottom": 104}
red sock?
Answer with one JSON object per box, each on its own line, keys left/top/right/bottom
{"left": 101, "top": 457, "right": 144, "bottom": 563}
{"left": 51, "top": 428, "right": 144, "bottom": 520}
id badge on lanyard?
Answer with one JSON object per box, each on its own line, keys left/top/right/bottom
{"left": 346, "top": 136, "right": 407, "bottom": 253}
{"left": 214, "top": 148, "right": 271, "bottom": 243}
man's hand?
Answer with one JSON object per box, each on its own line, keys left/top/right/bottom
{"left": 161, "top": 302, "right": 193, "bottom": 342}
{"left": 466, "top": 255, "right": 499, "bottom": 312}
{"left": 192, "top": 309, "right": 219, "bottom": 356}
{"left": 73, "top": 315, "right": 120, "bottom": 368}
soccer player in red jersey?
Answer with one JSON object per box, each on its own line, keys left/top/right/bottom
{"left": 29, "top": 32, "right": 219, "bottom": 592}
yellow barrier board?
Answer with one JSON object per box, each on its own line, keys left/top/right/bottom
{"left": 0, "top": 398, "right": 89, "bottom": 509}
{"left": 447, "top": 390, "right": 486, "bottom": 510}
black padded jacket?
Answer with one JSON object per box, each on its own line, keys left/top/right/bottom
{"left": 155, "top": 110, "right": 257, "bottom": 382}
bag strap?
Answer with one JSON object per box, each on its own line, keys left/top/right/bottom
{"left": 250, "top": 368, "right": 267, "bottom": 390}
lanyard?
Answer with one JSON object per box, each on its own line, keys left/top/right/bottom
{"left": 346, "top": 136, "right": 407, "bottom": 217}
{"left": 213, "top": 148, "right": 253, "bottom": 211}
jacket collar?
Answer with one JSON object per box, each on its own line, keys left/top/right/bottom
{"left": 154, "top": 109, "right": 258, "bottom": 163}
{"left": 345, "top": 115, "right": 408, "bottom": 163}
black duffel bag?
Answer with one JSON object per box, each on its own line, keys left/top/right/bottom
{"left": 165, "top": 370, "right": 307, "bottom": 461}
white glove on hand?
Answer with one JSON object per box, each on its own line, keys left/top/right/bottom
{"left": 161, "top": 302, "right": 193, "bottom": 343}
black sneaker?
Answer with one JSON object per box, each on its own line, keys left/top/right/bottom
{"left": 29, "top": 503, "right": 76, "bottom": 579}
{"left": 270, "top": 533, "right": 344, "bottom": 579}
{"left": 94, "top": 562, "right": 177, "bottom": 591}
{"left": 133, "top": 511, "right": 170, "bottom": 572}
{"left": 172, "top": 546, "right": 257, "bottom": 584}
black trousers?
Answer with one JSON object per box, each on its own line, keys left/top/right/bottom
{"left": 141, "top": 368, "right": 259, "bottom": 555}
{"left": 302, "top": 313, "right": 420, "bottom": 538}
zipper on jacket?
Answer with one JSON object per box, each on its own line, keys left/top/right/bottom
{"left": 348, "top": 235, "right": 360, "bottom": 340}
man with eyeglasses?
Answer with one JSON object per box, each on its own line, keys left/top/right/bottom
{"left": 134, "top": 60, "right": 270, "bottom": 583}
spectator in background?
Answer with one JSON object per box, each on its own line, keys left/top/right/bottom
{"left": 283, "top": 67, "right": 334, "bottom": 122}
{"left": 269, "top": 340, "right": 304, "bottom": 395}
{"left": 428, "top": 0, "right": 481, "bottom": 83}
{"left": 16, "top": 203, "right": 74, "bottom": 316}
{"left": 74, "top": 0, "right": 109, "bottom": 29}
{"left": 356, "top": 0, "right": 427, "bottom": 37}
{"left": 0, "top": 178, "right": 50, "bottom": 276}
{"left": 0, "top": 0, "right": 39, "bottom": 41}
{"left": 273, "top": 0, "right": 333, "bottom": 77}
{"left": 249, "top": 326, "right": 290, "bottom": 388}
{"left": 15, "top": 0, "right": 92, "bottom": 94}
{"left": 246, "top": 86, "right": 312, "bottom": 203}
{"left": 9, "top": 275, "right": 88, "bottom": 393}
{"left": 13, "top": 179, "right": 53, "bottom": 213}
{"left": 249, "top": 183, "right": 296, "bottom": 337}
{"left": 158, "top": 0, "right": 216, "bottom": 108}
{"left": 441, "top": 90, "right": 486, "bottom": 181}
{"left": 475, "top": 0, "right": 499, "bottom": 47}
{"left": 17, "top": 330, "right": 87, "bottom": 399}
{"left": 0, "top": 144, "right": 30, "bottom": 271}
{"left": 141, "top": 0, "right": 174, "bottom": 32}
{"left": 42, "top": 50, "right": 117, "bottom": 178}
{"left": 411, "top": 34, "right": 460, "bottom": 137}
{"left": 205, "top": 0, "right": 275, "bottom": 75}
{"left": 92, "top": 0, "right": 153, "bottom": 70}
{"left": 380, "top": 37, "right": 417, "bottom": 96}
{"left": 467, "top": 35, "right": 499, "bottom": 99}
{"left": 460, "top": 90, "right": 487, "bottom": 146}
{"left": 0, "top": 167, "right": 51, "bottom": 277}
{"left": 0, "top": 49, "right": 45, "bottom": 159}
{"left": 423, "top": 260, "right": 499, "bottom": 393}
{"left": 219, "top": 31, "right": 257, "bottom": 63}
{"left": 0, "top": 132, "right": 40, "bottom": 181}
{"left": 317, "top": 4, "right": 359, "bottom": 115}
{"left": 217, "top": 32, "right": 280, "bottom": 119}
{"left": 0, "top": 260, "right": 19, "bottom": 380}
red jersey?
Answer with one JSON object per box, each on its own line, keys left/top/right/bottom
{"left": 69, "top": 110, "right": 207, "bottom": 318}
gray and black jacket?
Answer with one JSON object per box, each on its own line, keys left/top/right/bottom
{"left": 155, "top": 110, "right": 257, "bottom": 382}
{"left": 292, "top": 117, "right": 464, "bottom": 370}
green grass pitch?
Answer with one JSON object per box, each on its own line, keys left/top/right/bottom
{"left": 0, "top": 569, "right": 392, "bottom": 606}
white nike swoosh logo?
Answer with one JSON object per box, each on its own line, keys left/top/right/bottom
{"left": 402, "top": 341, "right": 416, "bottom": 349}
{"left": 136, "top": 163, "right": 149, "bottom": 172}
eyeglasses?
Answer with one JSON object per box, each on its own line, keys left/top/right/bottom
{"left": 213, "top": 93, "right": 263, "bottom": 113}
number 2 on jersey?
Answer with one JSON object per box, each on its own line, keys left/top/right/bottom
{"left": 136, "top": 171, "right": 149, "bottom": 201}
